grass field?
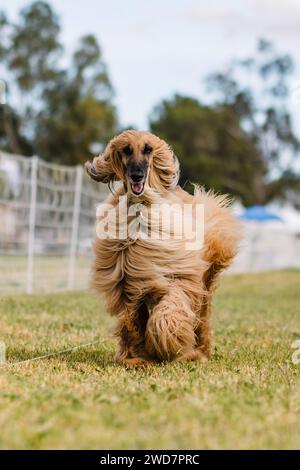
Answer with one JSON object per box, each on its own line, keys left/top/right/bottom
{"left": 0, "top": 255, "right": 91, "bottom": 293}
{"left": 0, "top": 271, "right": 300, "bottom": 450}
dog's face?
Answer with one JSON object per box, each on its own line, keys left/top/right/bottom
{"left": 85, "top": 130, "right": 179, "bottom": 196}
{"left": 118, "top": 133, "right": 153, "bottom": 196}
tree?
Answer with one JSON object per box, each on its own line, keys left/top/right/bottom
{"left": 151, "top": 40, "right": 300, "bottom": 206}
{"left": 0, "top": 105, "right": 32, "bottom": 155}
{"left": 0, "top": 12, "right": 28, "bottom": 154}
{"left": 7, "top": 1, "right": 62, "bottom": 91}
{"left": 35, "top": 34, "right": 116, "bottom": 164}
{"left": 150, "top": 95, "right": 260, "bottom": 206}
{"left": 206, "top": 39, "right": 299, "bottom": 204}
{"left": 0, "top": 1, "right": 117, "bottom": 164}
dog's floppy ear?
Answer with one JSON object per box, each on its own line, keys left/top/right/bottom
{"left": 85, "top": 140, "right": 123, "bottom": 183}
{"left": 150, "top": 139, "right": 180, "bottom": 191}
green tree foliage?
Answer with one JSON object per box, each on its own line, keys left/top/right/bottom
{"left": 206, "top": 39, "right": 299, "bottom": 204}
{"left": 7, "top": 1, "right": 62, "bottom": 90}
{"left": 150, "top": 95, "right": 260, "bottom": 206}
{"left": 0, "top": 11, "right": 8, "bottom": 60}
{"left": 36, "top": 33, "right": 116, "bottom": 164}
{"left": 151, "top": 40, "right": 299, "bottom": 206}
{"left": 0, "top": 1, "right": 117, "bottom": 164}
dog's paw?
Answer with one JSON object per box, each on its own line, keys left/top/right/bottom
{"left": 175, "top": 349, "right": 209, "bottom": 363}
{"left": 117, "top": 357, "right": 156, "bottom": 368}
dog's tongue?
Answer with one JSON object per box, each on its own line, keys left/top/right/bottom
{"left": 132, "top": 182, "right": 143, "bottom": 194}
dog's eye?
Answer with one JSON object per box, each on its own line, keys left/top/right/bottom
{"left": 123, "top": 145, "right": 133, "bottom": 156}
{"left": 143, "top": 144, "right": 153, "bottom": 155}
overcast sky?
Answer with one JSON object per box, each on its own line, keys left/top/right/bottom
{"left": 2, "top": 0, "right": 300, "bottom": 131}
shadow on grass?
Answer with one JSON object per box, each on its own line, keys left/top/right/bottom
{"left": 5, "top": 344, "right": 116, "bottom": 369}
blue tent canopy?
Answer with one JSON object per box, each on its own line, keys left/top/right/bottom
{"left": 240, "top": 205, "right": 283, "bottom": 222}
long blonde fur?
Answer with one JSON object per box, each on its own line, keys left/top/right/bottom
{"left": 87, "top": 130, "right": 240, "bottom": 366}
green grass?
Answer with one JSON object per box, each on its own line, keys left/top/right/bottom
{"left": 0, "top": 271, "right": 300, "bottom": 450}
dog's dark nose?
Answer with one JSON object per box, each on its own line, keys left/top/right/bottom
{"left": 130, "top": 172, "right": 144, "bottom": 182}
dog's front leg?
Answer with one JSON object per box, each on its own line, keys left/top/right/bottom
{"left": 145, "top": 285, "right": 207, "bottom": 363}
{"left": 114, "top": 307, "right": 155, "bottom": 367}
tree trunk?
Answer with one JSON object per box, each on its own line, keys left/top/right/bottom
{"left": 2, "top": 106, "right": 23, "bottom": 155}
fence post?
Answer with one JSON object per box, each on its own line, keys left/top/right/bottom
{"left": 68, "top": 165, "right": 83, "bottom": 290}
{"left": 26, "top": 156, "right": 38, "bottom": 294}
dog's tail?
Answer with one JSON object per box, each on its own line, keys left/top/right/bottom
{"left": 194, "top": 186, "right": 241, "bottom": 292}
{"left": 192, "top": 187, "right": 241, "bottom": 357}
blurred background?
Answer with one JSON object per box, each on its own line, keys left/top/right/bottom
{"left": 0, "top": 0, "right": 300, "bottom": 294}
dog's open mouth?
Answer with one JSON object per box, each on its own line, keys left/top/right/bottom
{"left": 130, "top": 180, "right": 145, "bottom": 195}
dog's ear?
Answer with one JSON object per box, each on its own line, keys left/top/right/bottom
{"left": 150, "top": 140, "right": 180, "bottom": 191}
{"left": 85, "top": 152, "right": 115, "bottom": 183}
{"left": 85, "top": 140, "right": 123, "bottom": 183}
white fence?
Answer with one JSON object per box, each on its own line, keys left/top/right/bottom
{"left": 1, "top": 151, "right": 299, "bottom": 294}
{"left": 0, "top": 151, "right": 108, "bottom": 294}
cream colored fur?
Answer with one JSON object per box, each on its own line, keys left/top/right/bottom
{"left": 86, "top": 131, "right": 240, "bottom": 366}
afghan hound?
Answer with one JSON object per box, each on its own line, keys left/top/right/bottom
{"left": 85, "top": 130, "right": 240, "bottom": 366}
